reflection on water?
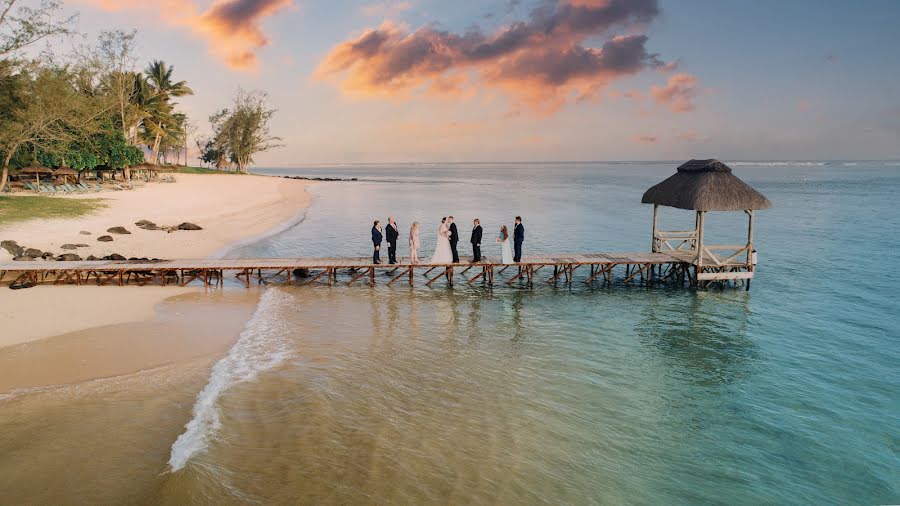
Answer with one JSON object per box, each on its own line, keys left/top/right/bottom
{"left": 637, "top": 290, "right": 757, "bottom": 388}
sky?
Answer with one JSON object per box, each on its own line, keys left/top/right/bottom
{"left": 59, "top": 0, "right": 900, "bottom": 164}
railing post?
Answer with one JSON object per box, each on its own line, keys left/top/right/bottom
{"left": 651, "top": 204, "right": 659, "bottom": 252}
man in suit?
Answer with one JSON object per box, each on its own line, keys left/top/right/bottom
{"left": 371, "top": 220, "right": 383, "bottom": 264}
{"left": 513, "top": 216, "right": 524, "bottom": 263}
{"left": 448, "top": 216, "right": 459, "bottom": 263}
{"left": 470, "top": 218, "right": 483, "bottom": 262}
{"left": 385, "top": 216, "right": 399, "bottom": 264}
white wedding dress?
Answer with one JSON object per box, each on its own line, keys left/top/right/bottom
{"left": 429, "top": 223, "right": 454, "bottom": 264}
{"left": 499, "top": 235, "right": 514, "bottom": 264}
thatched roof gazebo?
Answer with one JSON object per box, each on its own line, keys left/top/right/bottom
{"left": 20, "top": 165, "right": 53, "bottom": 185}
{"left": 52, "top": 166, "right": 78, "bottom": 184}
{"left": 642, "top": 159, "right": 771, "bottom": 287}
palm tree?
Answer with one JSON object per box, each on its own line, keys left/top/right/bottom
{"left": 143, "top": 60, "right": 192, "bottom": 164}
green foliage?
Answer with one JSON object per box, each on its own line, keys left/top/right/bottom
{"left": 210, "top": 89, "right": 281, "bottom": 173}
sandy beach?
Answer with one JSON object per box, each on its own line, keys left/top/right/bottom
{"left": 0, "top": 173, "right": 311, "bottom": 349}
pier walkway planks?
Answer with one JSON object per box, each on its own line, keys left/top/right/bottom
{"left": 1, "top": 250, "right": 732, "bottom": 289}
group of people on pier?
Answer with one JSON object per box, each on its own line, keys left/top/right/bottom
{"left": 371, "top": 216, "right": 524, "bottom": 265}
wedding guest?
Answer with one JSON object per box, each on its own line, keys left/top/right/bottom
{"left": 372, "top": 220, "right": 383, "bottom": 264}
{"left": 513, "top": 216, "right": 524, "bottom": 263}
{"left": 386, "top": 216, "right": 399, "bottom": 264}
{"left": 470, "top": 218, "right": 483, "bottom": 262}
{"left": 409, "top": 222, "right": 420, "bottom": 264}
{"left": 498, "top": 225, "right": 513, "bottom": 264}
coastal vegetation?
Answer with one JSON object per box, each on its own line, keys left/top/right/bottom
{"left": 0, "top": 195, "right": 105, "bottom": 227}
{"left": 200, "top": 89, "right": 281, "bottom": 173}
{"left": 0, "top": 1, "right": 194, "bottom": 191}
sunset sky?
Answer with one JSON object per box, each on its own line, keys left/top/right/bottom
{"left": 64, "top": 0, "right": 900, "bottom": 164}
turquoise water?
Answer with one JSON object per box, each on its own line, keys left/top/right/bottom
{"left": 3, "top": 162, "right": 896, "bottom": 504}
{"left": 203, "top": 161, "right": 900, "bottom": 503}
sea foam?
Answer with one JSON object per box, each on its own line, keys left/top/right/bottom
{"left": 168, "top": 288, "right": 291, "bottom": 472}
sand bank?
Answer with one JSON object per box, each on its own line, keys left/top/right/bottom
{"left": 0, "top": 173, "right": 311, "bottom": 349}
{"left": 0, "top": 173, "right": 310, "bottom": 260}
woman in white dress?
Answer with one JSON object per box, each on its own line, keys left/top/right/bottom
{"left": 429, "top": 217, "right": 454, "bottom": 264}
{"left": 497, "top": 225, "right": 513, "bottom": 264}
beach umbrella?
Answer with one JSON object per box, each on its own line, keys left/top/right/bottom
{"left": 20, "top": 165, "right": 52, "bottom": 185}
{"left": 52, "top": 166, "right": 78, "bottom": 184}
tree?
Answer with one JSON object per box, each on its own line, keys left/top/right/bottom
{"left": 210, "top": 89, "right": 281, "bottom": 173}
{"left": 0, "top": 0, "right": 76, "bottom": 59}
{"left": 143, "top": 60, "right": 192, "bottom": 164}
{"left": 0, "top": 65, "right": 107, "bottom": 191}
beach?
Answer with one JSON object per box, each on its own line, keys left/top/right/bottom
{"left": 0, "top": 173, "right": 311, "bottom": 348}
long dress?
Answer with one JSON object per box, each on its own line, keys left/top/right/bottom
{"left": 499, "top": 234, "right": 513, "bottom": 264}
{"left": 429, "top": 224, "right": 454, "bottom": 264}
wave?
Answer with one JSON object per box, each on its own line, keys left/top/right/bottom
{"left": 167, "top": 288, "right": 291, "bottom": 472}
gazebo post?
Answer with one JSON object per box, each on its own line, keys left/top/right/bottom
{"left": 696, "top": 211, "right": 705, "bottom": 268}
{"left": 746, "top": 209, "right": 754, "bottom": 265}
{"left": 651, "top": 204, "right": 659, "bottom": 252}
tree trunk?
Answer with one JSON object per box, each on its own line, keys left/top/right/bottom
{"left": 1, "top": 163, "right": 9, "bottom": 193}
{"left": 150, "top": 130, "right": 162, "bottom": 164}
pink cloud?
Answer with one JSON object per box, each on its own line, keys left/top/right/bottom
{"left": 315, "top": 0, "right": 676, "bottom": 114}
{"left": 632, "top": 134, "right": 658, "bottom": 143}
{"left": 76, "top": 0, "right": 292, "bottom": 71}
{"left": 650, "top": 73, "right": 698, "bottom": 112}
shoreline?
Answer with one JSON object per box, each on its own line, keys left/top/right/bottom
{"left": 0, "top": 173, "right": 313, "bottom": 351}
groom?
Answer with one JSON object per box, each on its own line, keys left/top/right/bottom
{"left": 448, "top": 216, "right": 460, "bottom": 263}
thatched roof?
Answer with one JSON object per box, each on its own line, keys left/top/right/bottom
{"left": 20, "top": 165, "right": 52, "bottom": 174}
{"left": 52, "top": 167, "right": 78, "bottom": 176}
{"left": 642, "top": 159, "right": 772, "bottom": 211}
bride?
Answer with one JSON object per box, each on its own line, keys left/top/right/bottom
{"left": 429, "top": 217, "right": 454, "bottom": 264}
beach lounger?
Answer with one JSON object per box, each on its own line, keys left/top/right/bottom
{"left": 55, "top": 185, "right": 69, "bottom": 193}
{"left": 65, "top": 184, "right": 82, "bottom": 193}
{"left": 42, "top": 184, "right": 56, "bottom": 193}
{"left": 24, "top": 182, "right": 39, "bottom": 192}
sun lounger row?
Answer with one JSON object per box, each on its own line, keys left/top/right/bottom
{"left": 22, "top": 182, "right": 132, "bottom": 193}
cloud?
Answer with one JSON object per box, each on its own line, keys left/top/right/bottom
{"left": 632, "top": 134, "right": 658, "bottom": 143}
{"left": 316, "top": 0, "right": 676, "bottom": 114}
{"left": 650, "top": 73, "right": 698, "bottom": 112}
{"left": 795, "top": 100, "right": 811, "bottom": 112}
{"left": 360, "top": 1, "right": 413, "bottom": 18}
{"left": 77, "top": 0, "right": 292, "bottom": 71}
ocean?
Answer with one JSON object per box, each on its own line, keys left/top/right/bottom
{"left": 1, "top": 161, "right": 898, "bottom": 504}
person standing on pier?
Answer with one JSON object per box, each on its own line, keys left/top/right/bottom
{"left": 498, "top": 225, "right": 513, "bottom": 264}
{"left": 513, "top": 216, "right": 524, "bottom": 263}
{"left": 470, "top": 219, "right": 483, "bottom": 262}
{"left": 386, "top": 216, "right": 399, "bottom": 264}
{"left": 409, "top": 222, "right": 420, "bottom": 264}
{"left": 448, "top": 216, "right": 460, "bottom": 263}
{"left": 372, "top": 220, "right": 383, "bottom": 264}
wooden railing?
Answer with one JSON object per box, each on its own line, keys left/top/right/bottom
{"left": 700, "top": 244, "right": 751, "bottom": 266}
{"left": 653, "top": 230, "right": 697, "bottom": 253}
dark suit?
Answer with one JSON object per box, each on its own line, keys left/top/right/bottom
{"left": 513, "top": 223, "right": 524, "bottom": 262}
{"left": 372, "top": 226, "right": 383, "bottom": 263}
{"left": 470, "top": 225, "right": 483, "bottom": 261}
{"left": 449, "top": 222, "right": 459, "bottom": 263}
{"left": 385, "top": 222, "right": 399, "bottom": 264}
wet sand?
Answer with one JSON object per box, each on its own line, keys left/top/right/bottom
{"left": 0, "top": 289, "right": 262, "bottom": 395}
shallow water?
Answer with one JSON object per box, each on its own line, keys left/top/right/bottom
{"left": 2, "top": 161, "right": 898, "bottom": 504}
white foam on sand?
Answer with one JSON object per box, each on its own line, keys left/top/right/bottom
{"left": 167, "top": 288, "right": 291, "bottom": 472}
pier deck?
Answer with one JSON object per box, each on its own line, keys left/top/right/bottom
{"left": 0, "top": 250, "right": 752, "bottom": 289}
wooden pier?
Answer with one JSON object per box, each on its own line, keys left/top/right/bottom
{"left": 0, "top": 251, "right": 740, "bottom": 289}
{"left": 1, "top": 159, "right": 770, "bottom": 292}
